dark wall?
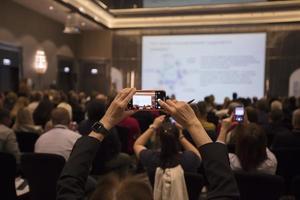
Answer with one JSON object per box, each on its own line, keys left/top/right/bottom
{"left": 112, "top": 25, "right": 300, "bottom": 98}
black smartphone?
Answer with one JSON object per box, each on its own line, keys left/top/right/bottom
{"left": 128, "top": 90, "right": 166, "bottom": 111}
{"left": 233, "top": 106, "right": 244, "bottom": 123}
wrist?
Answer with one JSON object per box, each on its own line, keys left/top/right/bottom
{"left": 149, "top": 124, "right": 158, "bottom": 132}
{"left": 100, "top": 117, "right": 113, "bottom": 130}
{"left": 89, "top": 131, "right": 105, "bottom": 142}
{"left": 186, "top": 119, "right": 202, "bottom": 131}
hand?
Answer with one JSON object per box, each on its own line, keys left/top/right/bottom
{"left": 152, "top": 115, "right": 166, "bottom": 129}
{"left": 220, "top": 115, "right": 237, "bottom": 133}
{"left": 100, "top": 88, "right": 136, "bottom": 130}
{"left": 158, "top": 99, "right": 199, "bottom": 129}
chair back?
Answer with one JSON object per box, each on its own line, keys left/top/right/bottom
{"left": 15, "top": 131, "right": 39, "bottom": 152}
{"left": 148, "top": 170, "right": 204, "bottom": 200}
{"left": 0, "top": 152, "right": 17, "bottom": 200}
{"left": 291, "top": 176, "right": 300, "bottom": 200}
{"left": 272, "top": 148, "right": 300, "bottom": 190}
{"left": 234, "top": 171, "right": 285, "bottom": 200}
{"left": 21, "top": 153, "right": 65, "bottom": 200}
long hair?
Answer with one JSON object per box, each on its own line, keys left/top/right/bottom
{"left": 158, "top": 122, "right": 180, "bottom": 170}
{"left": 235, "top": 123, "right": 267, "bottom": 172}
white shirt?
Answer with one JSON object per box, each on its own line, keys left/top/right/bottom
{"left": 34, "top": 125, "right": 81, "bottom": 160}
{"left": 229, "top": 148, "right": 277, "bottom": 175}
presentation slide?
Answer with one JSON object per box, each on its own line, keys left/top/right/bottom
{"left": 142, "top": 33, "right": 266, "bottom": 103}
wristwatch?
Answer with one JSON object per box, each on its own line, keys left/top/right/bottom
{"left": 92, "top": 122, "right": 110, "bottom": 135}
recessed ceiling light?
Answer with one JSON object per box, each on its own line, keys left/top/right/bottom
{"left": 49, "top": 6, "right": 54, "bottom": 10}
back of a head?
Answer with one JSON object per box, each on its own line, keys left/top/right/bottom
{"left": 236, "top": 123, "right": 267, "bottom": 172}
{"left": 51, "top": 107, "right": 70, "bottom": 126}
{"left": 292, "top": 109, "right": 300, "bottom": 129}
{"left": 158, "top": 122, "right": 180, "bottom": 169}
{"left": 256, "top": 99, "right": 269, "bottom": 112}
{"left": 269, "top": 109, "right": 284, "bottom": 123}
{"left": 91, "top": 175, "right": 152, "bottom": 200}
{"left": 245, "top": 106, "right": 258, "bottom": 123}
{"left": 15, "top": 108, "right": 33, "bottom": 125}
{"left": 270, "top": 100, "right": 283, "bottom": 111}
{"left": 197, "top": 101, "right": 207, "bottom": 118}
{"left": 87, "top": 99, "right": 106, "bottom": 122}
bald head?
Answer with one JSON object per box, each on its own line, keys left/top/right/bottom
{"left": 292, "top": 109, "right": 300, "bottom": 129}
{"left": 51, "top": 107, "right": 70, "bottom": 126}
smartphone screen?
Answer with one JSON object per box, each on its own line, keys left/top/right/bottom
{"left": 128, "top": 90, "right": 166, "bottom": 111}
{"left": 234, "top": 106, "right": 244, "bottom": 122}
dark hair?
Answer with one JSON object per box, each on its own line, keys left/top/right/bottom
{"left": 87, "top": 99, "right": 106, "bottom": 122}
{"left": 33, "top": 96, "right": 54, "bottom": 128}
{"left": 269, "top": 109, "right": 284, "bottom": 123}
{"left": 245, "top": 106, "right": 258, "bottom": 123}
{"left": 235, "top": 123, "right": 267, "bottom": 172}
{"left": 158, "top": 122, "right": 180, "bottom": 170}
{"left": 196, "top": 101, "right": 207, "bottom": 117}
{"left": 51, "top": 107, "right": 70, "bottom": 126}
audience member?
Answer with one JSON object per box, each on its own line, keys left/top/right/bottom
{"left": 33, "top": 95, "right": 54, "bottom": 128}
{"left": 272, "top": 108, "right": 300, "bottom": 149}
{"left": 134, "top": 115, "right": 201, "bottom": 174}
{"left": 264, "top": 109, "right": 289, "bottom": 147}
{"left": 0, "top": 108, "right": 21, "bottom": 163}
{"left": 270, "top": 100, "right": 283, "bottom": 111}
{"left": 10, "top": 96, "right": 29, "bottom": 121}
{"left": 3, "top": 91, "right": 17, "bottom": 111}
{"left": 27, "top": 91, "right": 42, "bottom": 115}
{"left": 35, "top": 107, "right": 81, "bottom": 160}
{"left": 245, "top": 106, "right": 258, "bottom": 123}
{"left": 195, "top": 102, "right": 216, "bottom": 132}
{"left": 218, "top": 119, "right": 277, "bottom": 174}
{"left": 256, "top": 99, "right": 269, "bottom": 126}
{"left": 13, "top": 107, "right": 43, "bottom": 134}
{"left": 57, "top": 88, "right": 240, "bottom": 200}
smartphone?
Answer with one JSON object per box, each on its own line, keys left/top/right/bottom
{"left": 128, "top": 90, "right": 166, "bottom": 111}
{"left": 233, "top": 106, "right": 244, "bottom": 123}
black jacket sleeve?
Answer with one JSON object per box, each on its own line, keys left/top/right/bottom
{"left": 56, "top": 136, "right": 100, "bottom": 200}
{"left": 198, "top": 142, "right": 240, "bottom": 200}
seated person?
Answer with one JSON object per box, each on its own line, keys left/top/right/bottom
{"left": 218, "top": 118, "right": 277, "bottom": 175}
{"left": 272, "top": 108, "right": 300, "bottom": 149}
{"left": 13, "top": 107, "right": 43, "bottom": 135}
{"left": 57, "top": 88, "right": 239, "bottom": 200}
{"left": 133, "top": 115, "right": 201, "bottom": 174}
{"left": 35, "top": 107, "right": 81, "bottom": 160}
{"left": 0, "top": 108, "right": 21, "bottom": 163}
{"left": 264, "top": 109, "right": 290, "bottom": 147}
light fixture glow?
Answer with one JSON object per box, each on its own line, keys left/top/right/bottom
{"left": 91, "top": 68, "right": 98, "bottom": 74}
{"left": 3, "top": 58, "right": 11, "bottom": 66}
{"left": 34, "top": 50, "right": 48, "bottom": 74}
{"left": 64, "top": 67, "right": 70, "bottom": 73}
{"left": 49, "top": 6, "right": 54, "bottom": 10}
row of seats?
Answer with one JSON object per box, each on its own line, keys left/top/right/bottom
{"left": 1, "top": 151, "right": 300, "bottom": 200}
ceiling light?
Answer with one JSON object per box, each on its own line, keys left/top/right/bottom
{"left": 49, "top": 6, "right": 54, "bottom": 10}
{"left": 63, "top": 13, "right": 81, "bottom": 34}
{"left": 81, "top": 22, "right": 86, "bottom": 26}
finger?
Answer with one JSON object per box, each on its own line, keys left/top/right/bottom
{"left": 118, "top": 88, "right": 131, "bottom": 101}
{"left": 166, "top": 99, "right": 177, "bottom": 108}
{"left": 121, "top": 88, "right": 136, "bottom": 105}
{"left": 159, "top": 100, "right": 174, "bottom": 114}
